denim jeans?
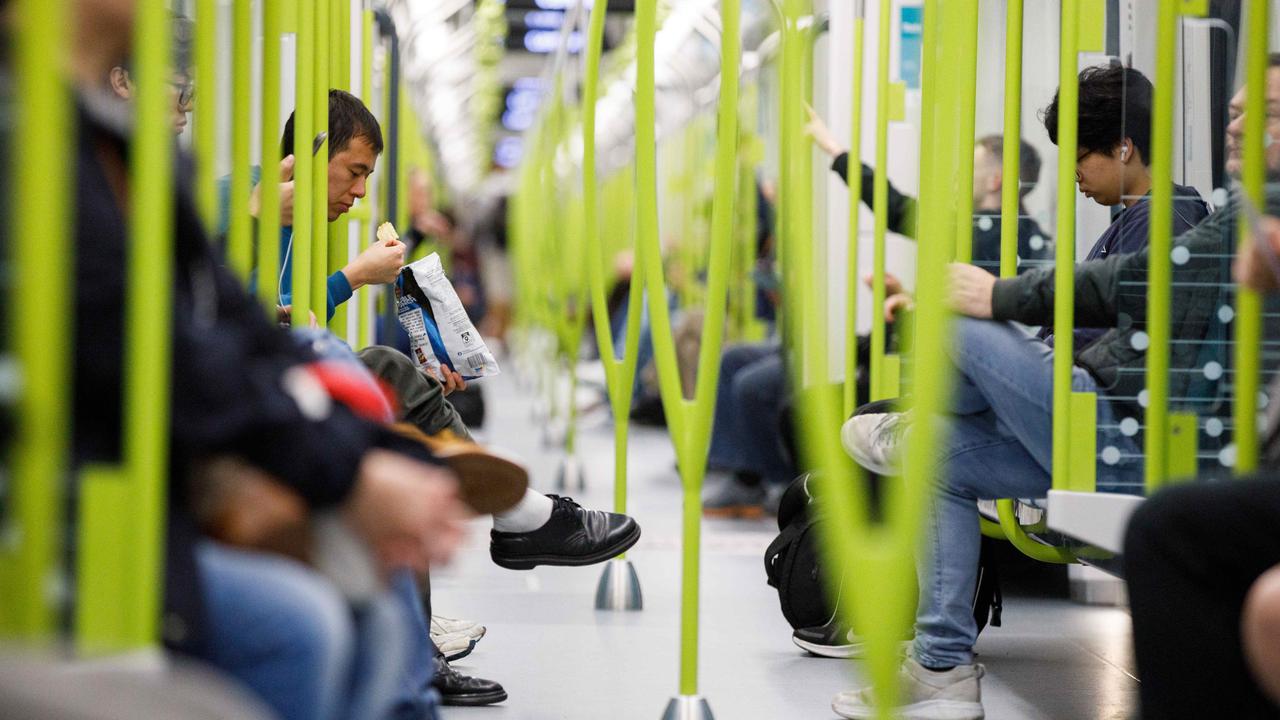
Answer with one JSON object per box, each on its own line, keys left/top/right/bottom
{"left": 912, "top": 319, "right": 1139, "bottom": 668}
{"left": 707, "top": 341, "right": 792, "bottom": 484}
{"left": 197, "top": 541, "right": 411, "bottom": 720}
{"left": 389, "top": 571, "right": 442, "bottom": 720}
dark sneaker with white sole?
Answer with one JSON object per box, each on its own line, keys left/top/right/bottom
{"left": 792, "top": 618, "right": 865, "bottom": 658}
{"left": 489, "top": 495, "right": 641, "bottom": 570}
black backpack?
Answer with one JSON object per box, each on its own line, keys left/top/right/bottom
{"left": 764, "top": 471, "right": 1003, "bottom": 633}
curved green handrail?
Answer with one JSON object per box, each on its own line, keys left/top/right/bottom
{"left": 0, "top": 0, "right": 73, "bottom": 641}
{"left": 635, "top": 0, "right": 740, "bottom": 696}
{"left": 292, "top": 0, "right": 316, "bottom": 326}
{"left": 258, "top": 0, "right": 285, "bottom": 312}
{"left": 1233, "top": 0, "right": 1269, "bottom": 478}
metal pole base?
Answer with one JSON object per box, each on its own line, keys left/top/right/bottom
{"left": 661, "top": 695, "right": 714, "bottom": 720}
{"left": 556, "top": 455, "right": 586, "bottom": 492}
{"left": 594, "top": 558, "right": 643, "bottom": 610}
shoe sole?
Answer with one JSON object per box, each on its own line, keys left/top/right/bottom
{"left": 703, "top": 504, "right": 766, "bottom": 520}
{"left": 442, "top": 450, "right": 529, "bottom": 516}
{"left": 439, "top": 689, "right": 508, "bottom": 707}
{"left": 832, "top": 699, "right": 983, "bottom": 720}
{"left": 490, "top": 523, "right": 642, "bottom": 571}
{"left": 792, "top": 634, "right": 864, "bottom": 658}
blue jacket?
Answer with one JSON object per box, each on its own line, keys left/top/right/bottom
{"left": 217, "top": 165, "right": 351, "bottom": 320}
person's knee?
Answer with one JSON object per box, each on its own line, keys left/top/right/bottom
{"left": 261, "top": 564, "right": 354, "bottom": 678}
{"left": 1243, "top": 566, "right": 1280, "bottom": 704}
{"left": 357, "top": 345, "right": 410, "bottom": 377}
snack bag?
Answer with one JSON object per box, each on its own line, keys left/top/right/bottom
{"left": 386, "top": 223, "right": 500, "bottom": 380}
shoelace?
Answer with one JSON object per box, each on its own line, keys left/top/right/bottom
{"left": 547, "top": 494, "right": 582, "bottom": 511}
{"left": 871, "top": 413, "right": 909, "bottom": 451}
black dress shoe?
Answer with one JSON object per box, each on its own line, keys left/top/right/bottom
{"left": 431, "top": 656, "right": 507, "bottom": 706}
{"left": 489, "top": 494, "right": 641, "bottom": 570}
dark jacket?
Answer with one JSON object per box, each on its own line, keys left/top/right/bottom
{"left": 990, "top": 191, "right": 1253, "bottom": 418}
{"left": 72, "top": 95, "right": 379, "bottom": 654}
{"left": 830, "top": 152, "right": 1053, "bottom": 273}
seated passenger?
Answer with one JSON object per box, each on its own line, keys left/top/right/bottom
{"left": 1123, "top": 73, "right": 1280, "bottom": 718}
{"left": 47, "top": 4, "right": 468, "bottom": 720}
{"left": 807, "top": 109, "right": 1053, "bottom": 272}
{"left": 833, "top": 63, "right": 1244, "bottom": 720}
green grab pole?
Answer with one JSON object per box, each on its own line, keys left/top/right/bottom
{"left": 258, "top": 0, "right": 284, "bottom": 312}
{"left": 1, "top": 0, "right": 73, "bottom": 641}
{"left": 292, "top": 0, "right": 315, "bottom": 327}
{"left": 1051, "top": 0, "right": 1080, "bottom": 493}
{"left": 1234, "top": 0, "right": 1269, "bottom": 477}
{"left": 78, "top": 0, "right": 175, "bottom": 650}
{"left": 951, "top": 0, "right": 980, "bottom": 266}
{"left": 868, "top": 0, "right": 892, "bottom": 401}
{"left": 582, "top": 0, "right": 646, "bottom": 518}
{"left": 357, "top": 8, "right": 376, "bottom": 350}
{"left": 999, "top": 0, "right": 1024, "bottom": 279}
{"left": 1144, "top": 0, "right": 1179, "bottom": 490}
{"left": 228, "top": 0, "right": 254, "bottom": 280}
{"left": 311, "top": 0, "right": 331, "bottom": 330}
{"left": 843, "top": 7, "right": 866, "bottom": 417}
{"left": 634, "top": 0, "right": 741, "bottom": 696}
{"left": 194, "top": 0, "right": 218, "bottom": 231}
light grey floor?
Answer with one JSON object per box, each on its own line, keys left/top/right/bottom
{"left": 434, "top": 369, "right": 1139, "bottom": 720}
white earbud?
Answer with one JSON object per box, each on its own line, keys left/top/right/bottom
{"left": 1119, "top": 145, "right": 1129, "bottom": 161}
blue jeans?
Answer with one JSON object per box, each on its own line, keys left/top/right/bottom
{"left": 707, "top": 341, "right": 792, "bottom": 484}
{"left": 912, "top": 319, "right": 1139, "bottom": 668}
{"left": 197, "top": 541, "right": 411, "bottom": 720}
{"left": 389, "top": 572, "right": 442, "bottom": 720}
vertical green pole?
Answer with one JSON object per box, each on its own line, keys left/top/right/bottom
{"left": 869, "top": 0, "right": 892, "bottom": 400}
{"left": 258, "top": 0, "right": 284, "bottom": 311}
{"left": 1051, "top": 0, "right": 1080, "bottom": 491}
{"left": 122, "top": 0, "right": 175, "bottom": 648}
{"left": 292, "top": 0, "right": 315, "bottom": 325}
{"left": 951, "top": 1, "right": 980, "bottom": 265}
{"left": 357, "top": 7, "right": 376, "bottom": 350}
{"left": 327, "top": 0, "right": 350, "bottom": 338}
{"left": 1000, "top": 0, "right": 1024, "bottom": 279}
{"left": 843, "top": 5, "right": 866, "bottom": 417}
{"left": 194, "top": 0, "right": 218, "bottom": 231}
{"left": 0, "top": 0, "right": 73, "bottom": 641}
{"left": 1235, "top": 0, "right": 1269, "bottom": 477}
{"left": 1144, "top": 0, "right": 1179, "bottom": 489}
{"left": 228, "top": 0, "right": 254, "bottom": 280}
{"left": 311, "top": 0, "right": 331, "bottom": 329}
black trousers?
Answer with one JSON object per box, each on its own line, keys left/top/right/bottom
{"left": 1124, "top": 477, "right": 1280, "bottom": 719}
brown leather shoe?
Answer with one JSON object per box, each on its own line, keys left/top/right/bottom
{"left": 390, "top": 424, "right": 529, "bottom": 515}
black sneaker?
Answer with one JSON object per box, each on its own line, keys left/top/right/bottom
{"left": 792, "top": 618, "right": 864, "bottom": 658}
{"left": 431, "top": 656, "right": 507, "bottom": 706}
{"left": 489, "top": 495, "right": 641, "bottom": 570}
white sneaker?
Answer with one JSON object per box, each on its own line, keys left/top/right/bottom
{"left": 832, "top": 657, "right": 984, "bottom": 720}
{"left": 841, "top": 412, "right": 909, "bottom": 476}
{"left": 431, "top": 615, "right": 486, "bottom": 642}
{"left": 434, "top": 631, "right": 477, "bottom": 662}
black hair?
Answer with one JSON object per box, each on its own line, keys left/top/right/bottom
{"left": 281, "top": 89, "right": 384, "bottom": 160}
{"left": 975, "top": 135, "right": 1042, "bottom": 199}
{"left": 1042, "top": 64, "right": 1153, "bottom": 163}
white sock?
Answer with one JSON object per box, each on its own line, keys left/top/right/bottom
{"left": 492, "top": 489, "right": 555, "bottom": 532}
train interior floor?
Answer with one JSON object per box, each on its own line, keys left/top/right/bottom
{"left": 434, "top": 363, "right": 1140, "bottom": 720}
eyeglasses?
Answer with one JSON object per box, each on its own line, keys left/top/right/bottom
{"left": 170, "top": 79, "right": 195, "bottom": 110}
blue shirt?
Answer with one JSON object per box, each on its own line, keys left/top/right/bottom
{"left": 217, "top": 166, "right": 351, "bottom": 320}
